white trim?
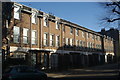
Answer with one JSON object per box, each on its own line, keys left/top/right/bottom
{"left": 10, "top": 46, "right": 18, "bottom": 52}
{"left": 105, "top": 53, "right": 114, "bottom": 56}
{"left": 10, "top": 46, "right": 40, "bottom": 52}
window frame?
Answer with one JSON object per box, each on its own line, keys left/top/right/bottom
{"left": 14, "top": 5, "right": 21, "bottom": 20}
{"left": 13, "top": 26, "right": 20, "bottom": 43}
{"left": 50, "top": 34, "right": 54, "bottom": 47}
{"left": 43, "top": 16, "right": 49, "bottom": 27}
{"left": 31, "top": 10, "right": 37, "bottom": 24}
{"left": 56, "top": 21, "right": 60, "bottom": 30}
{"left": 82, "top": 31, "right": 85, "bottom": 38}
{"left": 70, "top": 26, "right": 73, "bottom": 34}
{"left": 31, "top": 30, "right": 37, "bottom": 45}
{"left": 56, "top": 35, "right": 60, "bottom": 47}
{"left": 76, "top": 28, "right": 79, "bottom": 36}
{"left": 23, "top": 28, "right": 29, "bottom": 44}
{"left": 70, "top": 38, "right": 73, "bottom": 46}
{"left": 66, "top": 38, "right": 69, "bottom": 46}
{"left": 43, "top": 32, "right": 48, "bottom": 46}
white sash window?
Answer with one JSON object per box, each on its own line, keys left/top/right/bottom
{"left": 13, "top": 26, "right": 20, "bottom": 43}
{"left": 14, "top": 5, "right": 20, "bottom": 19}
{"left": 44, "top": 33, "right": 48, "bottom": 46}
{"left": 32, "top": 30, "right": 37, "bottom": 44}
{"left": 23, "top": 28, "right": 29, "bottom": 44}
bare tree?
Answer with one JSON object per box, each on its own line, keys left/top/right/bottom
{"left": 100, "top": 0, "right": 120, "bottom": 28}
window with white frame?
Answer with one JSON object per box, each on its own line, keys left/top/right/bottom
{"left": 56, "top": 35, "right": 60, "bottom": 47}
{"left": 79, "top": 40, "right": 82, "bottom": 47}
{"left": 99, "top": 36, "right": 101, "bottom": 41}
{"left": 76, "top": 29, "right": 79, "bottom": 36}
{"left": 92, "top": 34, "right": 95, "bottom": 40}
{"left": 50, "top": 34, "right": 54, "bottom": 46}
{"left": 70, "top": 38, "right": 73, "bottom": 46}
{"left": 96, "top": 44, "right": 98, "bottom": 49}
{"left": 43, "top": 16, "right": 48, "bottom": 27}
{"left": 86, "top": 33, "right": 88, "bottom": 39}
{"left": 88, "top": 42, "right": 90, "bottom": 48}
{"left": 44, "top": 33, "right": 48, "bottom": 46}
{"left": 87, "top": 42, "right": 89, "bottom": 48}
{"left": 76, "top": 40, "right": 79, "bottom": 47}
{"left": 13, "top": 26, "right": 20, "bottom": 43}
{"left": 31, "top": 30, "right": 37, "bottom": 45}
{"left": 63, "top": 37, "right": 65, "bottom": 45}
{"left": 82, "top": 31, "right": 85, "bottom": 38}
{"left": 56, "top": 21, "right": 60, "bottom": 30}
{"left": 70, "top": 26, "right": 73, "bottom": 34}
{"left": 66, "top": 38, "right": 68, "bottom": 45}
{"left": 96, "top": 35, "right": 98, "bottom": 40}
{"left": 14, "top": 5, "right": 20, "bottom": 20}
{"left": 90, "top": 42, "right": 92, "bottom": 48}
{"left": 63, "top": 25, "right": 65, "bottom": 32}
{"left": 88, "top": 33, "right": 90, "bottom": 38}
{"left": 32, "top": 10, "right": 37, "bottom": 24}
{"left": 23, "top": 28, "right": 29, "bottom": 44}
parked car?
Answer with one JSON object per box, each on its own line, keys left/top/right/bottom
{"left": 2, "top": 65, "right": 47, "bottom": 80}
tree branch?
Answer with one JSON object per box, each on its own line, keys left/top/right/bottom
{"left": 112, "top": 8, "right": 120, "bottom": 14}
{"left": 108, "top": 18, "right": 120, "bottom": 22}
{"left": 106, "top": 2, "right": 120, "bottom": 8}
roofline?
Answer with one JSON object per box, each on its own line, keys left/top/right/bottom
{"left": 14, "top": 2, "right": 102, "bottom": 36}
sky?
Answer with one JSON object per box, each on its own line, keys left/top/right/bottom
{"left": 19, "top": 2, "right": 108, "bottom": 32}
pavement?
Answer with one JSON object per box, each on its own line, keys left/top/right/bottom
{"left": 46, "top": 63, "right": 120, "bottom": 79}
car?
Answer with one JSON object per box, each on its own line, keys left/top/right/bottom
{"left": 2, "top": 65, "right": 47, "bottom": 80}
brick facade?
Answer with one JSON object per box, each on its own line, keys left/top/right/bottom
{"left": 2, "top": 2, "right": 115, "bottom": 69}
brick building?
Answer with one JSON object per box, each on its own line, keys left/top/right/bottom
{"left": 100, "top": 28, "right": 120, "bottom": 62}
{"left": 2, "top": 2, "right": 115, "bottom": 70}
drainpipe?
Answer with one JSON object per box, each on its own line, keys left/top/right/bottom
{"left": 40, "top": 17, "right": 42, "bottom": 50}
{"left": 29, "top": 14, "right": 32, "bottom": 66}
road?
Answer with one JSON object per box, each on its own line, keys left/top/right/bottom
{"left": 47, "top": 63, "right": 120, "bottom": 80}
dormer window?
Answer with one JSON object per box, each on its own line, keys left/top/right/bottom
{"left": 82, "top": 31, "right": 85, "bottom": 38}
{"left": 76, "top": 28, "right": 79, "bottom": 36}
{"left": 32, "top": 10, "right": 37, "bottom": 24}
{"left": 70, "top": 26, "right": 73, "bottom": 34}
{"left": 14, "top": 5, "right": 21, "bottom": 20}
{"left": 43, "top": 16, "right": 49, "bottom": 27}
{"left": 56, "top": 21, "right": 60, "bottom": 30}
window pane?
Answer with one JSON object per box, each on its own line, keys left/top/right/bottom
{"left": 13, "top": 26, "right": 20, "bottom": 43}
{"left": 14, "top": 36, "right": 19, "bottom": 43}
{"left": 23, "top": 28, "right": 28, "bottom": 36}
{"left": 70, "top": 27, "right": 73, "bottom": 34}
{"left": 56, "top": 36, "right": 59, "bottom": 47}
{"left": 14, "top": 5, "right": 20, "bottom": 19}
{"left": 14, "top": 26, "right": 20, "bottom": 35}
{"left": 32, "top": 32, "right": 35, "bottom": 37}
{"left": 32, "top": 30, "right": 37, "bottom": 44}
{"left": 56, "top": 21, "right": 59, "bottom": 29}
{"left": 23, "top": 37, "right": 28, "bottom": 44}
{"left": 44, "top": 33, "right": 48, "bottom": 46}
{"left": 32, "top": 38, "right": 36, "bottom": 44}
{"left": 23, "top": 28, "right": 28, "bottom": 44}
{"left": 43, "top": 16, "right": 48, "bottom": 27}
{"left": 32, "top": 11, "right": 37, "bottom": 24}
{"left": 50, "top": 35, "right": 54, "bottom": 46}
{"left": 66, "top": 38, "right": 68, "bottom": 45}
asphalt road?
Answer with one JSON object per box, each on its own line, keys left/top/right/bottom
{"left": 48, "top": 76, "right": 119, "bottom": 80}
{"left": 47, "top": 63, "right": 120, "bottom": 80}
